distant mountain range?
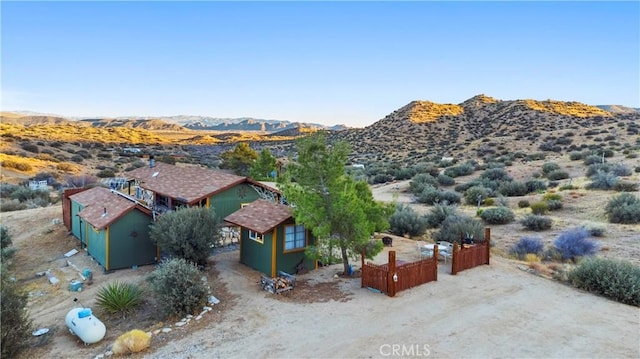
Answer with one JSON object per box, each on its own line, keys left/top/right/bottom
{"left": 3, "top": 111, "right": 347, "bottom": 133}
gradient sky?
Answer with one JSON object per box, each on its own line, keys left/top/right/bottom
{"left": 2, "top": 1, "right": 639, "bottom": 127}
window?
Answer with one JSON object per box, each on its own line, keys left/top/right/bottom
{"left": 285, "top": 225, "right": 306, "bottom": 251}
{"left": 249, "top": 230, "right": 263, "bottom": 244}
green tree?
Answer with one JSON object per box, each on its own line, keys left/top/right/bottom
{"left": 149, "top": 207, "right": 221, "bottom": 266}
{"left": 279, "top": 132, "right": 389, "bottom": 275}
{"left": 1, "top": 225, "right": 16, "bottom": 263}
{"left": 249, "top": 148, "right": 277, "bottom": 180}
{"left": 219, "top": 143, "right": 258, "bottom": 176}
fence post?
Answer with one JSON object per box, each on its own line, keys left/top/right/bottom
{"left": 485, "top": 227, "right": 491, "bottom": 265}
{"left": 451, "top": 242, "right": 458, "bottom": 275}
{"left": 360, "top": 251, "right": 365, "bottom": 288}
{"left": 388, "top": 251, "right": 396, "bottom": 297}
{"left": 433, "top": 246, "right": 438, "bottom": 281}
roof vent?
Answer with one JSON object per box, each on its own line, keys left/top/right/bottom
{"left": 101, "top": 207, "right": 107, "bottom": 217}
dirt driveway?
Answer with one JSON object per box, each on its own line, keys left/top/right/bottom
{"left": 147, "top": 248, "right": 639, "bottom": 359}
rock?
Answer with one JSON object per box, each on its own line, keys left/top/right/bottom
{"left": 146, "top": 331, "right": 153, "bottom": 337}
{"left": 203, "top": 306, "right": 212, "bottom": 312}
{"left": 175, "top": 321, "right": 186, "bottom": 327}
{"left": 105, "top": 351, "right": 113, "bottom": 357}
{"left": 94, "top": 355, "right": 104, "bottom": 359}
{"left": 153, "top": 329, "right": 161, "bottom": 335}
{"left": 186, "top": 314, "right": 193, "bottom": 319}
{"left": 196, "top": 315, "right": 203, "bottom": 320}
{"left": 162, "top": 328, "right": 172, "bottom": 333}
{"left": 208, "top": 295, "right": 220, "bottom": 305}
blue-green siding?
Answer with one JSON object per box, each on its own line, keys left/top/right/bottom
{"left": 87, "top": 225, "right": 107, "bottom": 268}
{"left": 239, "top": 221, "right": 315, "bottom": 277}
{"left": 209, "top": 183, "right": 262, "bottom": 219}
{"left": 240, "top": 229, "right": 273, "bottom": 276}
{"left": 70, "top": 201, "right": 86, "bottom": 244}
{"left": 108, "top": 210, "right": 156, "bottom": 270}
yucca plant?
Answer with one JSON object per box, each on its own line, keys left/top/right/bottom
{"left": 96, "top": 281, "right": 144, "bottom": 317}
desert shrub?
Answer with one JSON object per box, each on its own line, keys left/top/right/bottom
{"left": 70, "top": 155, "right": 84, "bottom": 163}
{"left": 9, "top": 187, "right": 49, "bottom": 203}
{"left": 525, "top": 180, "right": 547, "bottom": 193}
{"left": 436, "top": 174, "right": 455, "bottom": 186}
{"left": 583, "top": 155, "right": 603, "bottom": 165}
{"left": 416, "top": 187, "right": 461, "bottom": 205}
{"left": 542, "top": 193, "right": 561, "bottom": 202}
{"left": 636, "top": 166, "right": 640, "bottom": 173}
{"left": 414, "top": 163, "right": 440, "bottom": 177}
{"left": 497, "top": 181, "right": 528, "bottom": 197}
{"left": 559, "top": 184, "right": 578, "bottom": 191}
{"left": 510, "top": 236, "right": 544, "bottom": 259}
{"left": 1, "top": 263, "right": 33, "bottom": 358}
{"left": 464, "top": 186, "right": 491, "bottom": 206}
{"left": 530, "top": 201, "right": 549, "bottom": 215}
{"left": 546, "top": 170, "right": 569, "bottom": 180}
{"left": 443, "top": 163, "right": 474, "bottom": 178}
{"left": 526, "top": 152, "right": 546, "bottom": 161}
{"left": 410, "top": 174, "right": 438, "bottom": 192}
{"left": 76, "top": 150, "right": 92, "bottom": 159}
{"left": 553, "top": 227, "right": 599, "bottom": 262}
{"left": 569, "top": 258, "right": 640, "bottom": 306}
{"left": 1, "top": 225, "right": 16, "bottom": 262}
{"left": 454, "top": 182, "right": 475, "bottom": 193}
{"left": 586, "top": 171, "right": 619, "bottom": 190}
{"left": 394, "top": 167, "right": 416, "bottom": 181}
{"left": 521, "top": 215, "right": 552, "bottom": 231}
{"left": 0, "top": 184, "right": 20, "bottom": 198}
{"left": 433, "top": 215, "right": 485, "bottom": 244}
{"left": 1, "top": 159, "right": 33, "bottom": 171}
{"left": 0, "top": 200, "right": 27, "bottom": 212}
{"left": 518, "top": 200, "right": 530, "bottom": 208}
{"left": 495, "top": 195, "right": 509, "bottom": 207}
{"left": 97, "top": 152, "right": 113, "bottom": 160}
{"left": 389, "top": 204, "right": 429, "bottom": 236}
{"left": 147, "top": 258, "right": 208, "bottom": 317}
{"left": 479, "top": 167, "right": 512, "bottom": 182}
{"left": 541, "top": 162, "right": 561, "bottom": 175}
{"left": 568, "top": 151, "right": 583, "bottom": 160}
{"left": 96, "top": 169, "right": 116, "bottom": 178}
{"left": 613, "top": 181, "right": 638, "bottom": 192}
{"left": 20, "top": 143, "right": 39, "bottom": 153}
{"left": 479, "top": 207, "right": 514, "bottom": 224}
{"left": 370, "top": 173, "right": 394, "bottom": 184}
{"left": 149, "top": 207, "right": 222, "bottom": 266}
{"left": 581, "top": 222, "right": 605, "bottom": 237}
{"left": 585, "top": 163, "right": 611, "bottom": 177}
{"left": 605, "top": 193, "right": 640, "bottom": 224}
{"left": 546, "top": 200, "right": 563, "bottom": 211}
{"left": 424, "top": 202, "right": 457, "bottom": 229}
{"left": 611, "top": 163, "right": 632, "bottom": 177}
{"left": 96, "top": 281, "right": 144, "bottom": 317}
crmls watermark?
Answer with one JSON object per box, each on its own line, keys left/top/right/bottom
{"left": 379, "top": 344, "right": 431, "bottom": 357}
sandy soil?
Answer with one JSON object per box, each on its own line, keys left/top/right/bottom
{"left": 3, "top": 162, "right": 640, "bottom": 358}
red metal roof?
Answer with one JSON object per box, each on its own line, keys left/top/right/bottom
{"left": 69, "top": 187, "right": 137, "bottom": 230}
{"left": 126, "top": 162, "right": 246, "bottom": 203}
{"left": 224, "top": 199, "right": 293, "bottom": 234}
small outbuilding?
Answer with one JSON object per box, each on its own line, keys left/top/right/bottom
{"left": 69, "top": 187, "right": 157, "bottom": 271}
{"left": 224, "top": 199, "right": 316, "bottom": 277}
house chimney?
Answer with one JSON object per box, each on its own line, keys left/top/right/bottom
{"left": 102, "top": 207, "right": 107, "bottom": 217}
{"left": 149, "top": 155, "right": 155, "bottom": 168}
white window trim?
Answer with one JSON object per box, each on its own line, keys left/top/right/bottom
{"left": 248, "top": 230, "right": 263, "bottom": 244}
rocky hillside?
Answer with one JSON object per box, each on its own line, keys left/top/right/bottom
{"left": 332, "top": 95, "right": 640, "bottom": 164}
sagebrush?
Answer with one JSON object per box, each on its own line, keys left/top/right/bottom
{"left": 147, "top": 258, "right": 209, "bottom": 317}
{"left": 569, "top": 258, "right": 640, "bottom": 307}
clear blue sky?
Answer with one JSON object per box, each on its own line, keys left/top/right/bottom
{"left": 2, "top": 1, "right": 638, "bottom": 127}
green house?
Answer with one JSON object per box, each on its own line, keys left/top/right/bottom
{"left": 124, "top": 161, "right": 273, "bottom": 219}
{"left": 224, "top": 199, "right": 316, "bottom": 277}
{"left": 69, "top": 187, "right": 157, "bottom": 271}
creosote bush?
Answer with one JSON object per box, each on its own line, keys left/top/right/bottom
{"left": 147, "top": 258, "right": 208, "bottom": 317}
{"left": 553, "top": 227, "right": 599, "bottom": 262}
{"left": 530, "top": 201, "right": 549, "bottom": 215}
{"left": 605, "top": 193, "right": 640, "bottom": 224}
{"left": 433, "top": 215, "right": 485, "bottom": 244}
{"left": 389, "top": 204, "right": 428, "bottom": 236}
{"left": 510, "top": 236, "right": 544, "bottom": 260}
{"left": 479, "top": 206, "right": 514, "bottom": 224}
{"left": 569, "top": 258, "right": 640, "bottom": 307}
{"left": 521, "top": 215, "right": 552, "bottom": 231}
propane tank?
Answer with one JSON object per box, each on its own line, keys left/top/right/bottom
{"left": 65, "top": 307, "right": 106, "bottom": 344}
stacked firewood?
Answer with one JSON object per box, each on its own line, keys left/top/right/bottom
{"left": 274, "top": 276, "right": 292, "bottom": 290}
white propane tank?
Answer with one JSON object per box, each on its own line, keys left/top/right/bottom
{"left": 65, "top": 307, "right": 106, "bottom": 344}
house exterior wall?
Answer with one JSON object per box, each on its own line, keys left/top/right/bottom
{"left": 274, "top": 221, "right": 316, "bottom": 275}
{"left": 70, "top": 200, "right": 85, "bottom": 242}
{"left": 108, "top": 210, "right": 157, "bottom": 270}
{"left": 208, "top": 183, "right": 262, "bottom": 220}
{"left": 240, "top": 228, "right": 273, "bottom": 276}
{"left": 239, "top": 222, "right": 316, "bottom": 277}
{"left": 87, "top": 225, "right": 108, "bottom": 268}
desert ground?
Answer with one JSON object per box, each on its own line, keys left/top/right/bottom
{"left": 3, "top": 171, "right": 639, "bottom": 359}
